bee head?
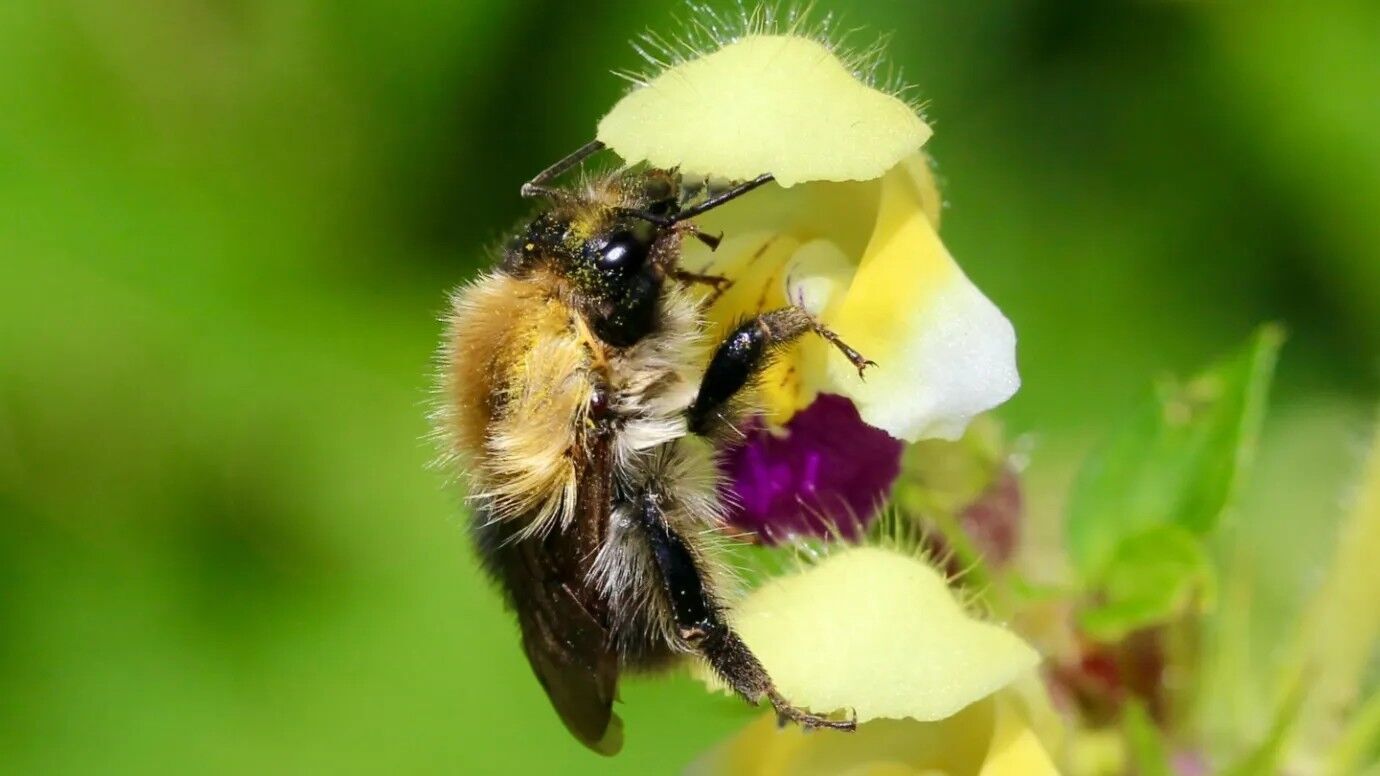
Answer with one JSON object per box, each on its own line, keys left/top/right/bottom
{"left": 509, "top": 170, "right": 685, "bottom": 347}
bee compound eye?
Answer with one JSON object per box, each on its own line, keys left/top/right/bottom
{"left": 596, "top": 231, "right": 649, "bottom": 272}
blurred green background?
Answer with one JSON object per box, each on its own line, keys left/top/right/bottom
{"left": 2, "top": 1, "right": 1377, "bottom": 773}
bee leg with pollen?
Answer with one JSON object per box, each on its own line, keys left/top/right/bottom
{"left": 687, "top": 305, "right": 875, "bottom": 435}
{"left": 632, "top": 491, "right": 855, "bottom": 732}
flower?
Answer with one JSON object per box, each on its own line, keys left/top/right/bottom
{"left": 598, "top": 33, "right": 1020, "bottom": 443}
{"left": 688, "top": 544, "right": 1057, "bottom": 774}
{"left": 598, "top": 31, "right": 1019, "bottom": 536}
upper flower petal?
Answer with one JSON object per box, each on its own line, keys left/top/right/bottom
{"left": 597, "top": 34, "right": 931, "bottom": 187}
{"left": 696, "top": 545, "right": 1039, "bottom": 723}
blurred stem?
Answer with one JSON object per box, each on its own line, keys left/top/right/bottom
{"left": 1220, "top": 677, "right": 1305, "bottom": 776}
{"left": 1282, "top": 414, "right": 1380, "bottom": 764}
{"left": 1328, "top": 686, "right": 1380, "bottom": 776}
{"left": 1189, "top": 537, "right": 1261, "bottom": 758}
{"left": 1123, "top": 700, "right": 1173, "bottom": 776}
{"left": 927, "top": 507, "right": 995, "bottom": 595}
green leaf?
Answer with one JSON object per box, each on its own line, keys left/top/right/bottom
{"left": 1078, "top": 524, "right": 1215, "bottom": 641}
{"left": 1066, "top": 325, "right": 1284, "bottom": 581}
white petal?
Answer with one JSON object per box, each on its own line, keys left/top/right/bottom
{"left": 841, "top": 271, "right": 1019, "bottom": 441}
{"left": 822, "top": 163, "right": 1019, "bottom": 441}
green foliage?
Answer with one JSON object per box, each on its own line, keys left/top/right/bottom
{"left": 1219, "top": 679, "right": 1305, "bottom": 776}
{"left": 1122, "top": 701, "right": 1173, "bottom": 776}
{"left": 1284, "top": 418, "right": 1380, "bottom": 767}
{"left": 1066, "top": 325, "right": 1283, "bottom": 637}
{"left": 1329, "top": 686, "right": 1380, "bottom": 776}
{"left": 1078, "top": 524, "right": 1214, "bottom": 641}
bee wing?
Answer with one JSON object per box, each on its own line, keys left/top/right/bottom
{"left": 472, "top": 428, "right": 622, "bottom": 753}
{"left": 513, "top": 566, "right": 623, "bottom": 755}
{"left": 524, "top": 431, "right": 624, "bottom": 754}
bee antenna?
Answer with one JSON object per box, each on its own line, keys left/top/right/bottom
{"left": 520, "top": 139, "right": 607, "bottom": 199}
{"left": 670, "top": 173, "right": 775, "bottom": 223}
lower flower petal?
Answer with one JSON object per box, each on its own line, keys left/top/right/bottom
{"left": 688, "top": 693, "right": 1061, "bottom": 776}
{"left": 982, "top": 695, "right": 1062, "bottom": 775}
{"left": 823, "top": 160, "right": 1020, "bottom": 441}
{"left": 720, "top": 394, "right": 903, "bottom": 540}
{"left": 694, "top": 545, "right": 1039, "bottom": 723}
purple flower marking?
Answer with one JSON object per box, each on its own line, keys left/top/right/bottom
{"left": 720, "top": 394, "right": 904, "bottom": 542}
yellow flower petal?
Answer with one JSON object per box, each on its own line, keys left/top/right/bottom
{"left": 822, "top": 159, "right": 1019, "bottom": 441}
{"left": 598, "top": 35, "right": 931, "bottom": 187}
{"left": 680, "top": 155, "right": 1017, "bottom": 440}
{"left": 689, "top": 692, "right": 1062, "bottom": 776}
{"left": 981, "top": 695, "right": 1062, "bottom": 775}
{"left": 696, "top": 546, "right": 1039, "bottom": 723}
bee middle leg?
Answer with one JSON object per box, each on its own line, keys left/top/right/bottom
{"left": 632, "top": 490, "right": 854, "bottom": 731}
{"left": 687, "top": 306, "right": 875, "bottom": 436}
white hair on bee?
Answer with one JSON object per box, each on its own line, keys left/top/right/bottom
{"left": 614, "top": 1, "right": 925, "bottom": 116}
{"left": 606, "top": 284, "right": 704, "bottom": 475}
{"left": 590, "top": 437, "right": 745, "bottom": 653}
{"left": 590, "top": 502, "right": 675, "bottom": 649}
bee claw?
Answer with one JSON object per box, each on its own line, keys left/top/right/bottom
{"left": 672, "top": 269, "right": 734, "bottom": 305}
{"left": 766, "top": 690, "right": 857, "bottom": 733}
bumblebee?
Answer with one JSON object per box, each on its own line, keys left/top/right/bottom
{"left": 437, "top": 141, "right": 872, "bottom": 754}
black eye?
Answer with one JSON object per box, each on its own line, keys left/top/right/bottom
{"left": 596, "top": 230, "right": 649, "bottom": 271}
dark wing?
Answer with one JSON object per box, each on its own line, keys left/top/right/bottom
{"left": 472, "top": 432, "right": 622, "bottom": 754}
{"left": 512, "top": 549, "right": 623, "bottom": 755}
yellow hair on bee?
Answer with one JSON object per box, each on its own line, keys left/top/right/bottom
{"left": 441, "top": 269, "right": 592, "bottom": 535}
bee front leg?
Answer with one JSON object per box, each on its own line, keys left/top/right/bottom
{"left": 633, "top": 491, "right": 855, "bottom": 732}
{"left": 687, "top": 306, "right": 875, "bottom": 436}
{"left": 670, "top": 268, "right": 733, "bottom": 305}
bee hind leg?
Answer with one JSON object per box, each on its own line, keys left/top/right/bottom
{"left": 633, "top": 491, "right": 855, "bottom": 732}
